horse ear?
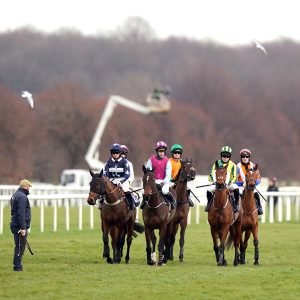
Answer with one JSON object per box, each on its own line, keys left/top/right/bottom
{"left": 99, "top": 169, "right": 103, "bottom": 177}
{"left": 89, "top": 169, "right": 95, "bottom": 177}
{"left": 254, "top": 164, "right": 258, "bottom": 171}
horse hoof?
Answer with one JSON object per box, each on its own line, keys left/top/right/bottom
{"left": 107, "top": 258, "right": 113, "bottom": 264}
{"left": 254, "top": 261, "right": 259, "bottom": 265}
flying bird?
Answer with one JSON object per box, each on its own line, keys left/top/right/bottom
{"left": 21, "top": 91, "right": 34, "bottom": 108}
{"left": 253, "top": 39, "right": 268, "bottom": 56}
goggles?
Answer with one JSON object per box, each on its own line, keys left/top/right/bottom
{"left": 111, "top": 151, "right": 120, "bottom": 154}
{"left": 172, "top": 151, "right": 182, "bottom": 154}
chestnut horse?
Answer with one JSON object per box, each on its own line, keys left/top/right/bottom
{"left": 87, "top": 170, "right": 143, "bottom": 264}
{"left": 239, "top": 164, "right": 260, "bottom": 265}
{"left": 208, "top": 161, "right": 242, "bottom": 266}
{"left": 165, "top": 159, "right": 196, "bottom": 262}
{"left": 142, "top": 165, "right": 176, "bottom": 265}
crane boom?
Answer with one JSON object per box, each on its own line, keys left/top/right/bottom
{"left": 85, "top": 94, "right": 170, "bottom": 171}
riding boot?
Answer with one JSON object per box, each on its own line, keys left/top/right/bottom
{"left": 140, "top": 194, "right": 147, "bottom": 209}
{"left": 187, "top": 189, "right": 194, "bottom": 207}
{"left": 125, "top": 192, "right": 135, "bottom": 210}
{"left": 205, "top": 191, "right": 214, "bottom": 212}
{"left": 254, "top": 192, "right": 263, "bottom": 215}
{"left": 133, "top": 194, "right": 140, "bottom": 207}
{"left": 165, "top": 192, "right": 176, "bottom": 210}
{"left": 233, "top": 188, "right": 240, "bottom": 212}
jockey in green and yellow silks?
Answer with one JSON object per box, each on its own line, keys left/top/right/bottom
{"left": 205, "top": 146, "right": 239, "bottom": 212}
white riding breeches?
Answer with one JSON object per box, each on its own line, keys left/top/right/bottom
{"left": 207, "top": 183, "right": 238, "bottom": 193}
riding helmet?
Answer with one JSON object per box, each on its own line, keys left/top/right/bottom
{"left": 240, "top": 148, "right": 251, "bottom": 157}
{"left": 110, "top": 143, "right": 121, "bottom": 153}
{"left": 220, "top": 145, "right": 232, "bottom": 155}
{"left": 155, "top": 141, "right": 167, "bottom": 151}
{"left": 120, "top": 145, "right": 129, "bottom": 154}
{"left": 171, "top": 144, "right": 183, "bottom": 153}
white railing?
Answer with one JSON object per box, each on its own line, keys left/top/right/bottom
{"left": 0, "top": 185, "right": 299, "bottom": 234}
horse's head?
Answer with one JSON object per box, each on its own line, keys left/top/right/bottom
{"left": 142, "top": 164, "right": 158, "bottom": 198}
{"left": 215, "top": 161, "right": 227, "bottom": 190}
{"left": 87, "top": 169, "right": 104, "bottom": 205}
{"left": 178, "top": 159, "right": 196, "bottom": 182}
{"left": 245, "top": 164, "right": 259, "bottom": 191}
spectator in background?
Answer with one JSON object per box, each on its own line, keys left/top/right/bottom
{"left": 267, "top": 177, "right": 279, "bottom": 208}
{"left": 10, "top": 179, "right": 32, "bottom": 271}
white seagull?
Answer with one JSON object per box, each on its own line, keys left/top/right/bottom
{"left": 253, "top": 39, "right": 268, "bottom": 56}
{"left": 21, "top": 91, "right": 34, "bottom": 108}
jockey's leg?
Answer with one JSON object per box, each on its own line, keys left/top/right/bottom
{"left": 254, "top": 192, "right": 263, "bottom": 215}
{"left": 164, "top": 192, "right": 176, "bottom": 209}
{"left": 187, "top": 189, "right": 194, "bottom": 207}
{"left": 125, "top": 192, "right": 135, "bottom": 210}
{"left": 233, "top": 188, "right": 240, "bottom": 212}
{"left": 205, "top": 190, "right": 214, "bottom": 212}
{"left": 162, "top": 184, "right": 176, "bottom": 210}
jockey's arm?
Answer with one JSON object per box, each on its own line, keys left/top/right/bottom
{"left": 128, "top": 161, "right": 134, "bottom": 184}
{"left": 208, "top": 163, "right": 216, "bottom": 183}
{"left": 145, "top": 159, "right": 152, "bottom": 171}
{"left": 163, "top": 160, "right": 172, "bottom": 184}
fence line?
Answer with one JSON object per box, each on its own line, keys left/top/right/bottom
{"left": 0, "top": 185, "right": 299, "bottom": 234}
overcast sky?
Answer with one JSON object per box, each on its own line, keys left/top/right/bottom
{"left": 1, "top": 0, "right": 299, "bottom": 45}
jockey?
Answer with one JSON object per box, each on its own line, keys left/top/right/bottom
{"left": 120, "top": 145, "right": 134, "bottom": 185}
{"left": 169, "top": 143, "right": 194, "bottom": 207}
{"left": 140, "top": 141, "right": 176, "bottom": 209}
{"left": 120, "top": 144, "right": 140, "bottom": 207}
{"left": 236, "top": 148, "right": 263, "bottom": 215}
{"left": 205, "top": 146, "right": 239, "bottom": 212}
{"left": 103, "top": 143, "right": 135, "bottom": 210}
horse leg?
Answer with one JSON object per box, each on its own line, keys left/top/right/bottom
{"left": 110, "top": 226, "right": 119, "bottom": 264}
{"left": 253, "top": 226, "right": 259, "bottom": 265}
{"left": 157, "top": 224, "right": 167, "bottom": 266}
{"left": 125, "top": 223, "right": 134, "bottom": 264}
{"left": 239, "top": 232, "right": 246, "bottom": 264}
{"left": 102, "top": 226, "right": 113, "bottom": 264}
{"left": 232, "top": 228, "right": 240, "bottom": 266}
{"left": 218, "top": 227, "right": 229, "bottom": 266}
{"left": 145, "top": 227, "right": 155, "bottom": 265}
{"left": 211, "top": 228, "right": 219, "bottom": 263}
{"left": 164, "top": 221, "right": 177, "bottom": 263}
{"left": 179, "top": 221, "right": 187, "bottom": 262}
{"left": 163, "top": 223, "right": 172, "bottom": 263}
{"left": 242, "top": 229, "right": 251, "bottom": 264}
{"left": 233, "top": 219, "right": 242, "bottom": 266}
{"left": 151, "top": 231, "right": 157, "bottom": 264}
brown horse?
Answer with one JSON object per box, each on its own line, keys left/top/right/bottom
{"left": 239, "top": 164, "right": 260, "bottom": 265}
{"left": 87, "top": 170, "right": 143, "bottom": 264}
{"left": 142, "top": 165, "right": 175, "bottom": 265}
{"left": 208, "top": 161, "right": 242, "bottom": 266}
{"left": 165, "top": 159, "right": 196, "bottom": 262}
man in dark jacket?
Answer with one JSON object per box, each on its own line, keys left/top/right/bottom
{"left": 10, "top": 179, "right": 32, "bottom": 271}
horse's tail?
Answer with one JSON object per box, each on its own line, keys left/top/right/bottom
{"left": 225, "top": 232, "right": 234, "bottom": 250}
{"left": 133, "top": 221, "right": 145, "bottom": 234}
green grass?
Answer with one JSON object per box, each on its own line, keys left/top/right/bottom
{"left": 0, "top": 208, "right": 299, "bottom": 300}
